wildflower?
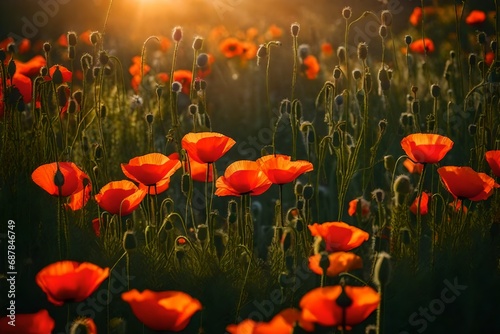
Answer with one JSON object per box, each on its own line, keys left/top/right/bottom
{"left": 219, "top": 37, "right": 244, "bottom": 58}
{"left": 121, "top": 153, "right": 181, "bottom": 188}
{"left": 347, "top": 197, "right": 370, "bottom": 218}
{"left": 36, "top": 261, "right": 109, "bottom": 306}
{"left": 215, "top": 160, "right": 272, "bottom": 197}
{"left": 409, "top": 38, "right": 435, "bottom": 54}
{"left": 438, "top": 166, "right": 499, "bottom": 201}
{"left": 121, "top": 289, "right": 202, "bottom": 331}
{"left": 32, "top": 162, "right": 89, "bottom": 198}
{"left": 400, "top": 133, "right": 453, "bottom": 164}
{"left": 308, "top": 222, "right": 369, "bottom": 252}
{"left": 485, "top": 150, "right": 500, "bottom": 177}
{"left": 256, "top": 154, "right": 313, "bottom": 185}
{"left": 465, "top": 10, "right": 486, "bottom": 25}
{"left": 300, "top": 285, "right": 380, "bottom": 327}
{"left": 44, "top": 65, "right": 72, "bottom": 83}
{"left": 182, "top": 132, "right": 235, "bottom": 164}
{"left": 403, "top": 158, "right": 424, "bottom": 174}
{"left": 95, "top": 180, "right": 147, "bottom": 216}
{"left": 410, "top": 191, "right": 430, "bottom": 215}
{"left": 0, "top": 309, "right": 54, "bottom": 333}
{"left": 173, "top": 69, "right": 193, "bottom": 95}
{"left": 308, "top": 252, "right": 362, "bottom": 277}
{"left": 302, "top": 55, "right": 320, "bottom": 79}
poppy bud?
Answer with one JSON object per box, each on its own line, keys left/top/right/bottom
{"left": 172, "top": 81, "right": 182, "bottom": 93}
{"left": 333, "top": 66, "right": 342, "bottom": 80}
{"left": 379, "top": 25, "right": 388, "bottom": 39}
{"left": 98, "top": 51, "right": 109, "bottom": 65}
{"left": 381, "top": 10, "right": 392, "bottom": 26}
{"left": 43, "top": 42, "right": 51, "bottom": 53}
{"left": 68, "top": 46, "right": 76, "bottom": 60}
{"left": 352, "top": 69, "right": 362, "bottom": 80}
{"left": 383, "top": 155, "right": 395, "bottom": 173}
{"left": 477, "top": 31, "right": 486, "bottom": 45}
{"left": 99, "top": 104, "right": 106, "bottom": 119}
{"left": 468, "top": 123, "right": 477, "bottom": 136}
{"left": 371, "top": 188, "right": 385, "bottom": 203}
{"left": 156, "top": 85, "right": 163, "bottom": 99}
{"left": 67, "top": 99, "right": 78, "bottom": 114}
{"left": 67, "top": 31, "right": 77, "bottom": 46}
{"left": 92, "top": 66, "right": 100, "bottom": 78}
{"left": 430, "top": 84, "right": 441, "bottom": 98}
{"left": 192, "top": 36, "right": 203, "bottom": 50}
{"left": 365, "top": 72, "right": 372, "bottom": 93}
{"left": 294, "top": 181, "right": 303, "bottom": 196}
{"left": 57, "top": 85, "right": 68, "bottom": 107}
{"left": 81, "top": 53, "right": 93, "bottom": 71}
{"left": 342, "top": 6, "right": 352, "bottom": 19}
{"left": 145, "top": 113, "right": 153, "bottom": 124}
{"left": 94, "top": 144, "right": 103, "bottom": 161}
{"left": 296, "top": 198, "right": 304, "bottom": 211}
{"left": 290, "top": 22, "right": 300, "bottom": 37}
{"left": 196, "top": 53, "right": 209, "bottom": 68}
{"left": 69, "top": 318, "right": 94, "bottom": 334}
{"left": 199, "top": 79, "right": 207, "bottom": 90}
{"left": 123, "top": 231, "right": 137, "bottom": 252}
{"left": 378, "top": 119, "right": 387, "bottom": 134}
{"left": 196, "top": 224, "right": 208, "bottom": 242}
{"left": 334, "top": 94, "right": 344, "bottom": 106}
{"left": 404, "top": 35, "right": 412, "bottom": 46}
{"left": 172, "top": 26, "right": 183, "bottom": 42}
{"left": 412, "top": 100, "right": 420, "bottom": 114}
{"left": 298, "top": 44, "right": 310, "bottom": 60}
{"left": 89, "top": 31, "right": 99, "bottom": 45}
{"left": 54, "top": 167, "right": 65, "bottom": 188}
{"left": 319, "top": 251, "right": 330, "bottom": 274}
{"left": 257, "top": 44, "right": 267, "bottom": 58}
{"left": 188, "top": 104, "right": 198, "bottom": 115}
{"left": 72, "top": 90, "right": 83, "bottom": 105}
{"left": 490, "top": 40, "right": 497, "bottom": 53}
{"left": 181, "top": 173, "right": 190, "bottom": 195}
{"left": 302, "top": 184, "right": 314, "bottom": 200}
{"left": 335, "top": 284, "right": 353, "bottom": 308}
{"left": 7, "top": 59, "right": 16, "bottom": 78}
{"left": 357, "top": 42, "right": 368, "bottom": 61}
{"left": 337, "top": 46, "right": 346, "bottom": 63}
{"left": 373, "top": 251, "right": 391, "bottom": 288}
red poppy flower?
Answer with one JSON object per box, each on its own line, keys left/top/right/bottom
{"left": 465, "top": 10, "right": 486, "bottom": 25}
{"left": 158, "top": 35, "right": 172, "bottom": 52}
{"left": 121, "top": 153, "right": 181, "bottom": 187}
{"left": 449, "top": 200, "right": 468, "bottom": 214}
{"left": 309, "top": 252, "right": 363, "bottom": 277}
{"left": 156, "top": 72, "right": 169, "bottom": 84}
{"left": 182, "top": 132, "right": 236, "bottom": 164}
{"left": 347, "top": 197, "right": 370, "bottom": 218}
{"left": 485, "top": 52, "right": 495, "bottom": 66}
{"left": 18, "top": 38, "right": 31, "bottom": 54}
{"left": 32, "top": 162, "right": 87, "bottom": 197}
{"left": 226, "top": 319, "right": 257, "bottom": 334}
{"left": 36, "top": 261, "right": 109, "bottom": 306}
{"left": 256, "top": 154, "right": 313, "bottom": 185}
{"left": 409, "top": 38, "right": 435, "bottom": 54}
{"left": 79, "top": 30, "right": 93, "bottom": 45}
{"left": 173, "top": 70, "right": 193, "bottom": 95}
{"left": 409, "top": 7, "right": 422, "bottom": 26}
{"left": 255, "top": 308, "right": 314, "bottom": 334}
{"left": 65, "top": 176, "right": 92, "bottom": 211}
{"left": 401, "top": 133, "right": 453, "bottom": 164}
{"left": 0, "top": 309, "right": 55, "bottom": 334}
{"left": 321, "top": 42, "right": 334, "bottom": 57}
{"left": 216, "top": 160, "right": 272, "bottom": 197}
{"left": 14, "top": 55, "right": 46, "bottom": 77}
{"left": 95, "top": 180, "right": 147, "bottom": 216}
{"left": 122, "top": 289, "right": 202, "bottom": 331}
{"left": 437, "top": 166, "right": 499, "bottom": 201}
{"left": 303, "top": 55, "right": 320, "bottom": 80}
{"left": 403, "top": 158, "right": 424, "bottom": 174}
{"left": 219, "top": 37, "right": 245, "bottom": 58}
{"left": 45, "top": 65, "right": 72, "bottom": 83}
{"left": 57, "top": 33, "right": 68, "bottom": 47}
{"left": 129, "top": 59, "right": 150, "bottom": 77}
{"left": 410, "top": 191, "right": 430, "bottom": 215}
{"left": 300, "top": 285, "right": 380, "bottom": 328}
{"left": 187, "top": 156, "right": 214, "bottom": 182}
{"left": 308, "top": 222, "right": 369, "bottom": 252}
{"left": 92, "top": 217, "right": 102, "bottom": 237}
{"left": 485, "top": 150, "right": 500, "bottom": 177}
{"left": 11, "top": 72, "right": 32, "bottom": 103}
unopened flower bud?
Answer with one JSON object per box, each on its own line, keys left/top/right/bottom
{"left": 337, "top": 46, "right": 346, "bottom": 63}
{"left": 196, "top": 53, "right": 209, "bottom": 68}
{"left": 405, "top": 35, "right": 412, "bottom": 45}
{"left": 357, "top": 42, "right": 368, "bottom": 60}
{"left": 381, "top": 10, "right": 393, "bottom": 26}
{"left": 384, "top": 155, "right": 395, "bottom": 172}
{"left": 197, "top": 224, "right": 208, "bottom": 242}
{"left": 477, "top": 31, "right": 486, "bottom": 45}
{"left": 379, "top": 25, "right": 388, "bottom": 39}
{"left": 302, "top": 184, "right": 314, "bottom": 200}
{"left": 123, "top": 231, "right": 137, "bottom": 252}
{"left": 342, "top": 6, "right": 352, "bottom": 19}
{"left": 145, "top": 113, "right": 153, "bottom": 124}
{"left": 188, "top": 104, "right": 198, "bottom": 115}
{"left": 43, "top": 42, "right": 51, "bottom": 53}
{"left": 430, "top": 84, "right": 441, "bottom": 98}
{"left": 98, "top": 51, "right": 109, "bottom": 65}
{"left": 291, "top": 22, "right": 300, "bottom": 37}
{"left": 373, "top": 251, "right": 391, "bottom": 288}
{"left": 89, "top": 31, "right": 99, "bottom": 45}
{"left": 192, "top": 36, "right": 203, "bottom": 50}
{"left": 67, "top": 31, "right": 77, "bottom": 46}
{"left": 468, "top": 53, "right": 477, "bottom": 67}
{"left": 371, "top": 188, "right": 385, "bottom": 203}
{"left": 352, "top": 69, "right": 362, "bottom": 80}
{"left": 172, "top": 81, "right": 182, "bottom": 93}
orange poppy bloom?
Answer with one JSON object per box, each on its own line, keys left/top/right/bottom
{"left": 215, "top": 160, "right": 272, "bottom": 197}
{"left": 158, "top": 35, "right": 172, "bottom": 52}
{"left": 57, "top": 33, "right": 68, "bottom": 47}
{"left": 226, "top": 319, "right": 257, "bottom": 334}
{"left": 36, "top": 261, "right": 109, "bottom": 306}
{"left": 347, "top": 197, "right": 370, "bottom": 218}
{"left": 308, "top": 252, "right": 363, "bottom": 277}
{"left": 18, "top": 38, "right": 31, "bottom": 54}
{"left": 485, "top": 150, "right": 500, "bottom": 177}
{"left": 241, "top": 41, "right": 258, "bottom": 60}
{"left": 13, "top": 55, "right": 46, "bottom": 77}
{"left": 409, "top": 38, "right": 435, "bottom": 54}
{"left": 121, "top": 153, "right": 181, "bottom": 187}
{"left": 410, "top": 191, "right": 430, "bottom": 215}
{"left": 308, "top": 222, "right": 369, "bottom": 252}
{"left": 79, "top": 30, "right": 93, "bottom": 45}
{"left": 449, "top": 200, "right": 468, "bottom": 214}
{"left": 437, "top": 166, "right": 499, "bottom": 201}
{"left": 95, "top": 180, "right": 147, "bottom": 216}
{"left": 403, "top": 158, "right": 424, "bottom": 174}
{"left": 321, "top": 42, "right": 334, "bottom": 57}
{"left": 0, "top": 309, "right": 55, "bottom": 333}
{"left": 156, "top": 72, "right": 169, "bottom": 84}
{"left": 173, "top": 69, "right": 193, "bottom": 95}
{"left": 45, "top": 65, "right": 72, "bottom": 83}
{"left": 65, "top": 177, "right": 92, "bottom": 211}
{"left": 302, "top": 55, "right": 320, "bottom": 80}
{"left": 10, "top": 72, "right": 32, "bottom": 103}
{"left": 227, "top": 309, "right": 313, "bottom": 334}
{"left": 32, "top": 162, "right": 88, "bottom": 197}
{"left": 409, "top": 7, "right": 422, "bottom": 26}
{"left": 122, "top": 289, "right": 202, "bottom": 331}
{"left": 182, "top": 132, "right": 236, "bottom": 164}
{"left": 485, "top": 52, "right": 495, "bottom": 66}
{"left": 401, "top": 133, "right": 453, "bottom": 164}
{"left": 267, "top": 24, "right": 283, "bottom": 39}
{"left": 300, "top": 285, "right": 380, "bottom": 328}
{"left": 129, "top": 59, "right": 150, "bottom": 77}
{"left": 219, "top": 37, "right": 245, "bottom": 58}
{"left": 465, "top": 10, "right": 486, "bottom": 25}
{"left": 256, "top": 154, "right": 313, "bottom": 185}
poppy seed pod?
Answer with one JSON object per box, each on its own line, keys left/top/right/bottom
{"left": 196, "top": 53, "right": 209, "bottom": 68}
{"left": 379, "top": 25, "right": 388, "bottom": 39}
{"left": 335, "top": 94, "right": 344, "bottom": 106}
{"left": 381, "top": 10, "right": 393, "bottom": 26}
{"left": 490, "top": 40, "right": 497, "bottom": 53}
{"left": 342, "top": 6, "right": 352, "bottom": 19}
{"left": 188, "top": 104, "right": 198, "bottom": 115}
{"left": 430, "top": 84, "right": 441, "bottom": 98}
{"left": 357, "top": 42, "right": 368, "bottom": 60}
{"left": 291, "top": 22, "right": 300, "bottom": 37}
{"left": 67, "top": 31, "right": 77, "bottom": 46}
{"left": 302, "top": 184, "right": 314, "bottom": 200}
{"left": 172, "top": 26, "right": 183, "bottom": 42}
{"left": 43, "top": 42, "right": 51, "bottom": 53}
{"left": 156, "top": 85, "right": 163, "bottom": 99}
{"left": 404, "top": 35, "right": 412, "bottom": 46}
{"left": 123, "top": 231, "right": 137, "bottom": 252}
{"left": 89, "top": 31, "right": 99, "bottom": 45}
{"left": 373, "top": 252, "right": 391, "bottom": 288}
{"left": 145, "top": 113, "right": 154, "bottom": 124}
{"left": 337, "top": 46, "right": 346, "bottom": 63}
{"left": 92, "top": 66, "right": 100, "bottom": 78}
{"left": 192, "top": 36, "right": 204, "bottom": 50}
{"left": 196, "top": 224, "right": 208, "bottom": 242}
{"left": 67, "top": 99, "right": 78, "bottom": 114}
{"left": 294, "top": 182, "right": 303, "bottom": 197}
{"left": 333, "top": 66, "right": 342, "bottom": 80}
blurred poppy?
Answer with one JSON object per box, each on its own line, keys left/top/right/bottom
{"left": 14, "top": 55, "right": 46, "bottom": 77}
{"left": 321, "top": 42, "right": 334, "bottom": 57}
{"left": 197, "top": 53, "right": 215, "bottom": 78}
{"left": 173, "top": 70, "right": 193, "bottom": 95}
{"left": 241, "top": 41, "right": 258, "bottom": 60}
{"left": 409, "top": 7, "right": 422, "bottom": 26}
{"left": 437, "top": 166, "right": 499, "bottom": 201}
{"left": 300, "top": 285, "right": 379, "bottom": 328}
{"left": 182, "top": 132, "right": 235, "bottom": 164}
{"left": 10, "top": 72, "right": 32, "bottom": 103}
{"left": 227, "top": 309, "right": 313, "bottom": 334}
{"left": 36, "top": 261, "right": 109, "bottom": 306}
{"left": 409, "top": 38, "right": 435, "bottom": 54}
{"left": 219, "top": 37, "right": 245, "bottom": 58}
{"left": 485, "top": 150, "right": 500, "bottom": 177}
{"left": 226, "top": 319, "right": 257, "bottom": 334}
{"left": 95, "top": 180, "right": 147, "bottom": 216}
{"left": 57, "top": 33, "right": 68, "bottom": 47}
{"left": 410, "top": 191, "right": 430, "bottom": 215}
{"left": 79, "top": 30, "right": 93, "bottom": 45}
{"left": 308, "top": 252, "right": 363, "bottom": 277}
{"left": 32, "top": 162, "right": 87, "bottom": 197}
{"left": 129, "top": 57, "right": 150, "bottom": 77}
{"left": 403, "top": 158, "right": 424, "bottom": 174}
{"left": 18, "top": 38, "right": 31, "bottom": 54}
{"left": 401, "top": 133, "right": 453, "bottom": 164}
{"left": 121, "top": 153, "right": 181, "bottom": 187}
{"left": 465, "top": 10, "right": 486, "bottom": 25}
{"left": 131, "top": 74, "right": 141, "bottom": 92}
{"left": 347, "top": 197, "right": 370, "bottom": 218}
{"left": 256, "top": 154, "right": 313, "bottom": 185}
{"left": 156, "top": 72, "right": 169, "bottom": 84}
{"left": 449, "top": 200, "right": 468, "bottom": 214}
{"left": 266, "top": 24, "right": 283, "bottom": 39}
{"left": 308, "top": 222, "right": 369, "bottom": 252}
{"left": 302, "top": 55, "right": 320, "bottom": 79}
{"left": 215, "top": 160, "right": 272, "bottom": 197}
{"left": 122, "top": 289, "right": 202, "bottom": 331}
{"left": 485, "top": 51, "right": 494, "bottom": 66}
{"left": 0, "top": 309, "right": 55, "bottom": 334}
